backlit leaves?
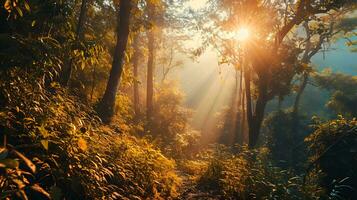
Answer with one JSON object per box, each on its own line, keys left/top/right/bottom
{"left": 41, "top": 140, "right": 49, "bottom": 150}
{"left": 12, "top": 148, "right": 36, "bottom": 173}
{"left": 4, "top": 0, "right": 11, "bottom": 12}
{"left": 78, "top": 137, "right": 88, "bottom": 151}
{"left": 3, "top": 0, "right": 30, "bottom": 18}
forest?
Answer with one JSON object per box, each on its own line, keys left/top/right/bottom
{"left": 0, "top": 0, "right": 357, "bottom": 199}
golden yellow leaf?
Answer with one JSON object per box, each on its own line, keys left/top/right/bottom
{"left": 41, "top": 140, "right": 49, "bottom": 150}
{"left": 78, "top": 138, "right": 87, "bottom": 151}
{"left": 4, "top": 0, "right": 11, "bottom": 11}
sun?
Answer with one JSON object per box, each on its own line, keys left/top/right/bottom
{"left": 235, "top": 27, "right": 250, "bottom": 41}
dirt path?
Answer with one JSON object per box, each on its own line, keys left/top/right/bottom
{"left": 176, "top": 170, "right": 221, "bottom": 200}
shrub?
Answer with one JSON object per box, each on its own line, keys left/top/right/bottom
{"left": 305, "top": 116, "right": 357, "bottom": 199}
{"left": 107, "top": 134, "right": 182, "bottom": 199}
{"left": 263, "top": 110, "right": 310, "bottom": 170}
{"left": 0, "top": 69, "right": 181, "bottom": 199}
{"left": 197, "top": 145, "right": 325, "bottom": 199}
{"left": 151, "top": 81, "right": 200, "bottom": 158}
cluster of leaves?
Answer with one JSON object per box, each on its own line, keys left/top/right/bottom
{"left": 216, "top": 105, "right": 244, "bottom": 146}
{"left": 0, "top": 0, "right": 121, "bottom": 104}
{"left": 0, "top": 145, "right": 52, "bottom": 200}
{"left": 0, "top": 68, "right": 181, "bottom": 199}
{"left": 108, "top": 134, "right": 182, "bottom": 199}
{"left": 263, "top": 110, "right": 310, "bottom": 170}
{"left": 314, "top": 71, "right": 357, "bottom": 117}
{"left": 196, "top": 145, "right": 326, "bottom": 200}
{"left": 3, "top": 0, "right": 30, "bottom": 19}
{"left": 151, "top": 81, "right": 201, "bottom": 158}
{"left": 305, "top": 116, "right": 357, "bottom": 199}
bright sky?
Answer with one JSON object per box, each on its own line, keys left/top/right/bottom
{"left": 187, "top": 0, "right": 209, "bottom": 10}
{"left": 312, "top": 37, "right": 357, "bottom": 75}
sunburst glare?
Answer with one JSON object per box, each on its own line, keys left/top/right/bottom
{"left": 235, "top": 27, "right": 251, "bottom": 41}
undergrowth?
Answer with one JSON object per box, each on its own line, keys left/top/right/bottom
{"left": 0, "top": 68, "right": 181, "bottom": 200}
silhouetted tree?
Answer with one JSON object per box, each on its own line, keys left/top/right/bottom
{"left": 97, "top": 0, "right": 132, "bottom": 123}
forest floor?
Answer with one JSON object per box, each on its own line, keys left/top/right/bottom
{"left": 176, "top": 170, "right": 221, "bottom": 200}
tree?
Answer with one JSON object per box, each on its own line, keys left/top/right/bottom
{"left": 201, "top": 0, "right": 356, "bottom": 147}
{"left": 132, "top": 34, "right": 141, "bottom": 118}
{"left": 315, "top": 71, "right": 357, "bottom": 117}
{"left": 291, "top": 9, "right": 355, "bottom": 134}
{"left": 97, "top": 0, "right": 132, "bottom": 123}
{"left": 146, "top": 28, "right": 155, "bottom": 123}
{"left": 60, "top": 0, "right": 89, "bottom": 86}
{"left": 145, "top": 0, "right": 165, "bottom": 129}
{"left": 305, "top": 117, "right": 357, "bottom": 199}
{"left": 246, "top": 0, "right": 356, "bottom": 148}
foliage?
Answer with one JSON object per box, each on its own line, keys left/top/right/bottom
{"left": 1, "top": 0, "right": 356, "bottom": 199}
{"left": 178, "top": 159, "right": 208, "bottom": 178}
{"left": 263, "top": 110, "right": 310, "bottom": 170}
{"left": 314, "top": 71, "right": 357, "bottom": 117}
{"left": 197, "top": 145, "right": 327, "bottom": 199}
{"left": 151, "top": 81, "right": 201, "bottom": 158}
{"left": 216, "top": 105, "right": 244, "bottom": 146}
{"left": 108, "top": 134, "right": 182, "bottom": 199}
{"left": 0, "top": 68, "right": 181, "bottom": 199}
{"left": 305, "top": 116, "right": 357, "bottom": 199}
{"left": 0, "top": 145, "right": 51, "bottom": 200}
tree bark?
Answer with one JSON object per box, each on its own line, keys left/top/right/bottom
{"left": 244, "top": 67, "right": 254, "bottom": 147}
{"left": 146, "top": 31, "right": 155, "bottom": 123}
{"left": 293, "top": 73, "right": 308, "bottom": 114}
{"left": 97, "top": 0, "right": 132, "bottom": 123}
{"left": 133, "top": 35, "right": 140, "bottom": 118}
{"left": 245, "top": 67, "right": 268, "bottom": 148}
{"left": 76, "top": 0, "right": 88, "bottom": 40}
{"left": 235, "top": 70, "right": 243, "bottom": 144}
{"left": 241, "top": 88, "right": 246, "bottom": 143}
{"left": 61, "top": 0, "right": 88, "bottom": 86}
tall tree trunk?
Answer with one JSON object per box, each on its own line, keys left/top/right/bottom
{"left": 235, "top": 70, "right": 243, "bottom": 144}
{"left": 293, "top": 73, "right": 308, "bottom": 115}
{"left": 240, "top": 83, "right": 248, "bottom": 144}
{"left": 61, "top": 0, "right": 88, "bottom": 86}
{"left": 133, "top": 35, "right": 140, "bottom": 118}
{"left": 245, "top": 67, "right": 268, "bottom": 148}
{"left": 250, "top": 83, "right": 268, "bottom": 148}
{"left": 146, "top": 31, "right": 155, "bottom": 124}
{"left": 76, "top": 0, "right": 88, "bottom": 40}
{"left": 291, "top": 72, "right": 308, "bottom": 132}
{"left": 230, "top": 70, "right": 239, "bottom": 144}
{"left": 244, "top": 67, "right": 254, "bottom": 147}
{"left": 97, "top": 0, "right": 131, "bottom": 123}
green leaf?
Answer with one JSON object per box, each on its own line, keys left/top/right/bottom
{"left": 15, "top": 7, "right": 23, "bottom": 17}
{"left": 24, "top": 1, "right": 30, "bottom": 12}
{"left": 0, "top": 158, "right": 19, "bottom": 168}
